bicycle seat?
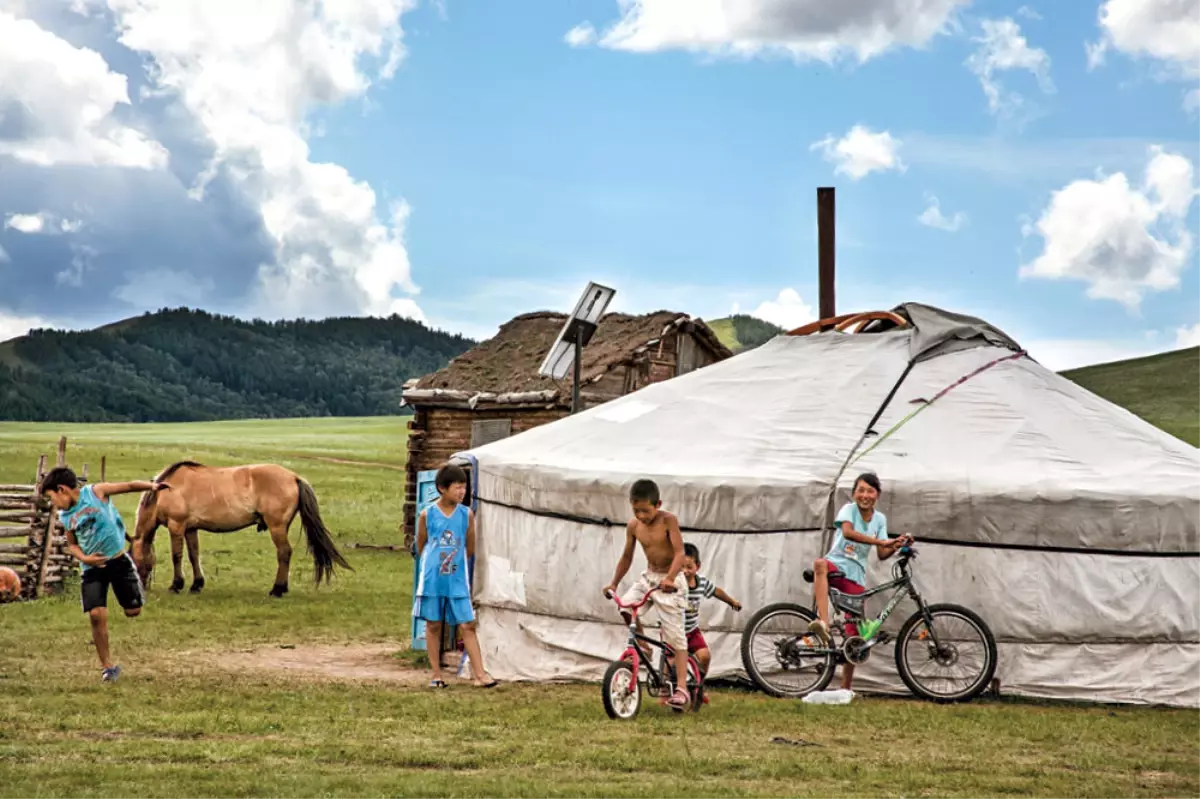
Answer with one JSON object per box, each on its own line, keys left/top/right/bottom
{"left": 803, "top": 567, "right": 845, "bottom": 583}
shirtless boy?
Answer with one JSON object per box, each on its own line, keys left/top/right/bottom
{"left": 602, "top": 478, "right": 691, "bottom": 709}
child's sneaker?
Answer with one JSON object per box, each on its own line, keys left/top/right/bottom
{"left": 807, "top": 618, "right": 831, "bottom": 645}
{"left": 101, "top": 665, "right": 121, "bottom": 683}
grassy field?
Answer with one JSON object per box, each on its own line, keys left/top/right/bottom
{"left": 0, "top": 419, "right": 1197, "bottom": 798}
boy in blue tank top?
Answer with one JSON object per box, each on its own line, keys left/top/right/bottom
{"left": 413, "top": 463, "right": 497, "bottom": 689}
{"left": 40, "top": 466, "right": 169, "bottom": 682}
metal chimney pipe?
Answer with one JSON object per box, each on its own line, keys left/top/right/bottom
{"left": 817, "top": 187, "right": 835, "bottom": 322}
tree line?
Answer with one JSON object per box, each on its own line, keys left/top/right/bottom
{"left": 0, "top": 308, "right": 475, "bottom": 422}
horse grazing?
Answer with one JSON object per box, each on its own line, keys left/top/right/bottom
{"left": 131, "top": 461, "right": 351, "bottom": 597}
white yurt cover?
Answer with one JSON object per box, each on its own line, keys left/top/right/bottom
{"left": 457, "top": 304, "right": 1200, "bottom": 707}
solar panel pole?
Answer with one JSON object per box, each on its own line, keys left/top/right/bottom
{"left": 572, "top": 337, "right": 582, "bottom": 414}
{"left": 537, "top": 281, "right": 614, "bottom": 414}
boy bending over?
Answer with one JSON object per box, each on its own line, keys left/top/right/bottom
{"left": 603, "top": 478, "right": 691, "bottom": 709}
{"left": 40, "top": 466, "right": 168, "bottom": 682}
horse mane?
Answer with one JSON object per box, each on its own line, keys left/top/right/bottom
{"left": 138, "top": 460, "right": 204, "bottom": 509}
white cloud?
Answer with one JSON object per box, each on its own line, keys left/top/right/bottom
{"left": 917, "top": 194, "right": 966, "bottom": 231}
{"left": 811, "top": 125, "right": 904, "bottom": 180}
{"left": 965, "top": 17, "right": 1053, "bottom": 117}
{"left": 1023, "top": 336, "right": 1167, "bottom": 371}
{"left": 577, "top": 0, "right": 970, "bottom": 63}
{"left": 748, "top": 288, "right": 815, "bottom": 330}
{"left": 3, "top": 211, "right": 82, "bottom": 234}
{"left": 1185, "top": 87, "right": 1200, "bottom": 115}
{"left": 565, "top": 22, "right": 597, "bottom": 48}
{"left": 96, "top": 0, "right": 423, "bottom": 321}
{"left": 1088, "top": 0, "right": 1200, "bottom": 78}
{"left": 0, "top": 11, "right": 167, "bottom": 169}
{"left": 1020, "top": 146, "right": 1199, "bottom": 310}
{"left": 0, "top": 310, "right": 51, "bottom": 343}
{"left": 1016, "top": 6, "right": 1042, "bottom": 20}
{"left": 1176, "top": 322, "right": 1200, "bottom": 349}
{"left": 4, "top": 213, "right": 45, "bottom": 234}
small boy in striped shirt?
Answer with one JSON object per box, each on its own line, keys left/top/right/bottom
{"left": 682, "top": 542, "right": 741, "bottom": 675}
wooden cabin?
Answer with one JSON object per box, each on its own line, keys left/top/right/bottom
{"left": 399, "top": 309, "right": 732, "bottom": 547}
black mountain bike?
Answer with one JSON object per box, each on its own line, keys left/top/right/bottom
{"left": 740, "top": 545, "right": 997, "bottom": 703}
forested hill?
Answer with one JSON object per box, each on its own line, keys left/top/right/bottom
{"left": 0, "top": 308, "right": 476, "bottom": 422}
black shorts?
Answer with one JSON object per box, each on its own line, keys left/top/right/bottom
{"left": 80, "top": 553, "right": 145, "bottom": 613}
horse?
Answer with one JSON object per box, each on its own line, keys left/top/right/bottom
{"left": 131, "top": 461, "right": 352, "bottom": 597}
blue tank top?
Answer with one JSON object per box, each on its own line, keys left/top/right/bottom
{"left": 416, "top": 503, "right": 470, "bottom": 599}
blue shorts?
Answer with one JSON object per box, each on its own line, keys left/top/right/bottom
{"left": 413, "top": 596, "right": 475, "bottom": 625}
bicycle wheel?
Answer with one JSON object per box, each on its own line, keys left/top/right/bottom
{"left": 601, "top": 660, "right": 643, "bottom": 719}
{"left": 740, "top": 602, "right": 836, "bottom": 698}
{"left": 895, "top": 603, "right": 997, "bottom": 703}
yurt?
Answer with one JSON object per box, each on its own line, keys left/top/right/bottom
{"left": 454, "top": 303, "right": 1199, "bottom": 707}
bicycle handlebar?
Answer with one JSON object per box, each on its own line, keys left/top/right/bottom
{"left": 606, "top": 585, "right": 661, "bottom": 612}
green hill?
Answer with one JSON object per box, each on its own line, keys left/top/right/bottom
{"left": 0, "top": 308, "right": 475, "bottom": 422}
{"left": 1061, "top": 346, "right": 1198, "bottom": 446}
{"left": 708, "top": 315, "right": 785, "bottom": 352}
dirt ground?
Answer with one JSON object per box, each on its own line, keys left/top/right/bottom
{"left": 184, "top": 642, "right": 465, "bottom": 687}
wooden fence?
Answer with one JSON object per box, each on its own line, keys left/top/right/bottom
{"left": 2, "top": 437, "right": 106, "bottom": 600}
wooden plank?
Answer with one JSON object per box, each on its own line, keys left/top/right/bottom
{"left": 0, "top": 527, "right": 33, "bottom": 539}
{"left": 100, "top": 456, "right": 107, "bottom": 482}
{"left": 56, "top": 436, "right": 66, "bottom": 467}
{"left": 0, "top": 542, "right": 29, "bottom": 554}
{"left": 0, "top": 484, "right": 36, "bottom": 492}
{"left": 0, "top": 510, "right": 36, "bottom": 523}
{"left": 34, "top": 495, "right": 56, "bottom": 598}
{"left": 0, "top": 554, "right": 27, "bottom": 566}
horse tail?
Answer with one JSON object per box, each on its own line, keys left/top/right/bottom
{"left": 295, "top": 478, "right": 352, "bottom": 585}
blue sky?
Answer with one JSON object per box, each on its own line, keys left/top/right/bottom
{"left": 0, "top": 0, "right": 1197, "bottom": 370}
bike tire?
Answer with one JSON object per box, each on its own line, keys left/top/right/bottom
{"left": 895, "top": 603, "right": 997, "bottom": 703}
{"left": 740, "top": 601, "right": 836, "bottom": 698}
{"left": 601, "top": 660, "right": 642, "bottom": 720}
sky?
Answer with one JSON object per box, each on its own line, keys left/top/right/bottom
{"left": 0, "top": 0, "right": 1197, "bottom": 371}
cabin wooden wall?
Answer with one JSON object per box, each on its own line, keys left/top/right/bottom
{"left": 403, "top": 405, "right": 567, "bottom": 547}
{"left": 400, "top": 329, "right": 724, "bottom": 547}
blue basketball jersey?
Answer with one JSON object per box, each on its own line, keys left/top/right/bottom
{"left": 415, "top": 503, "right": 470, "bottom": 599}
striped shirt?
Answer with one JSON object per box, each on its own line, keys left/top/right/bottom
{"left": 685, "top": 575, "right": 716, "bottom": 633}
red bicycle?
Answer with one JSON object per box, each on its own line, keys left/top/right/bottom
{"left": 601, "top": 586, "right": 705, "bottom": 719}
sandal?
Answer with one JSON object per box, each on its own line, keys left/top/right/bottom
{"left": 429, "top": 679, "right": 448, "bottom": 689}
{"left": 477, "top": 680, "right": 499, "bottom": 689}
{"left": 666, "top": 688, "right": 689, "bottom": 708}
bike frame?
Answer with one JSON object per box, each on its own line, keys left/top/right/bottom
{"left": 608, "top": 587, "right": 700, "bottom": 695}
{"left": 819, "top": 548, "right": 943, "bottom": 653}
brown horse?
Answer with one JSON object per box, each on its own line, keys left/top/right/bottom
{"left": 131, "top": 461, "right": 351, "bottom": 597}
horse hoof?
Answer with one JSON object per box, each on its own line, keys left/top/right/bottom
{"left": 269, "top": 584, "right": 288, "bottom": 598}
{"left": 189, "top": 579, "right": 205, "bottom": 593}
{"left": 169, "top": 579, "right": 184, "bottom": 593}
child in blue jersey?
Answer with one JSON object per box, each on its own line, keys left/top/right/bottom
{"left": 413, "top": 463, "right": 497, "bottom": 689}
{"left": 807, "top": 472, "right": 911, "bottom": 690}
{"left": 40, "top": 466, "right": 169, "bottom": 682}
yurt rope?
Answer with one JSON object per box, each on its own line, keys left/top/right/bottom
{"left": 848, "top": 350, "right": 1027, "bottom": 467}
{"left": 816, "top": 349, "right": 1025, "bottom": 554}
